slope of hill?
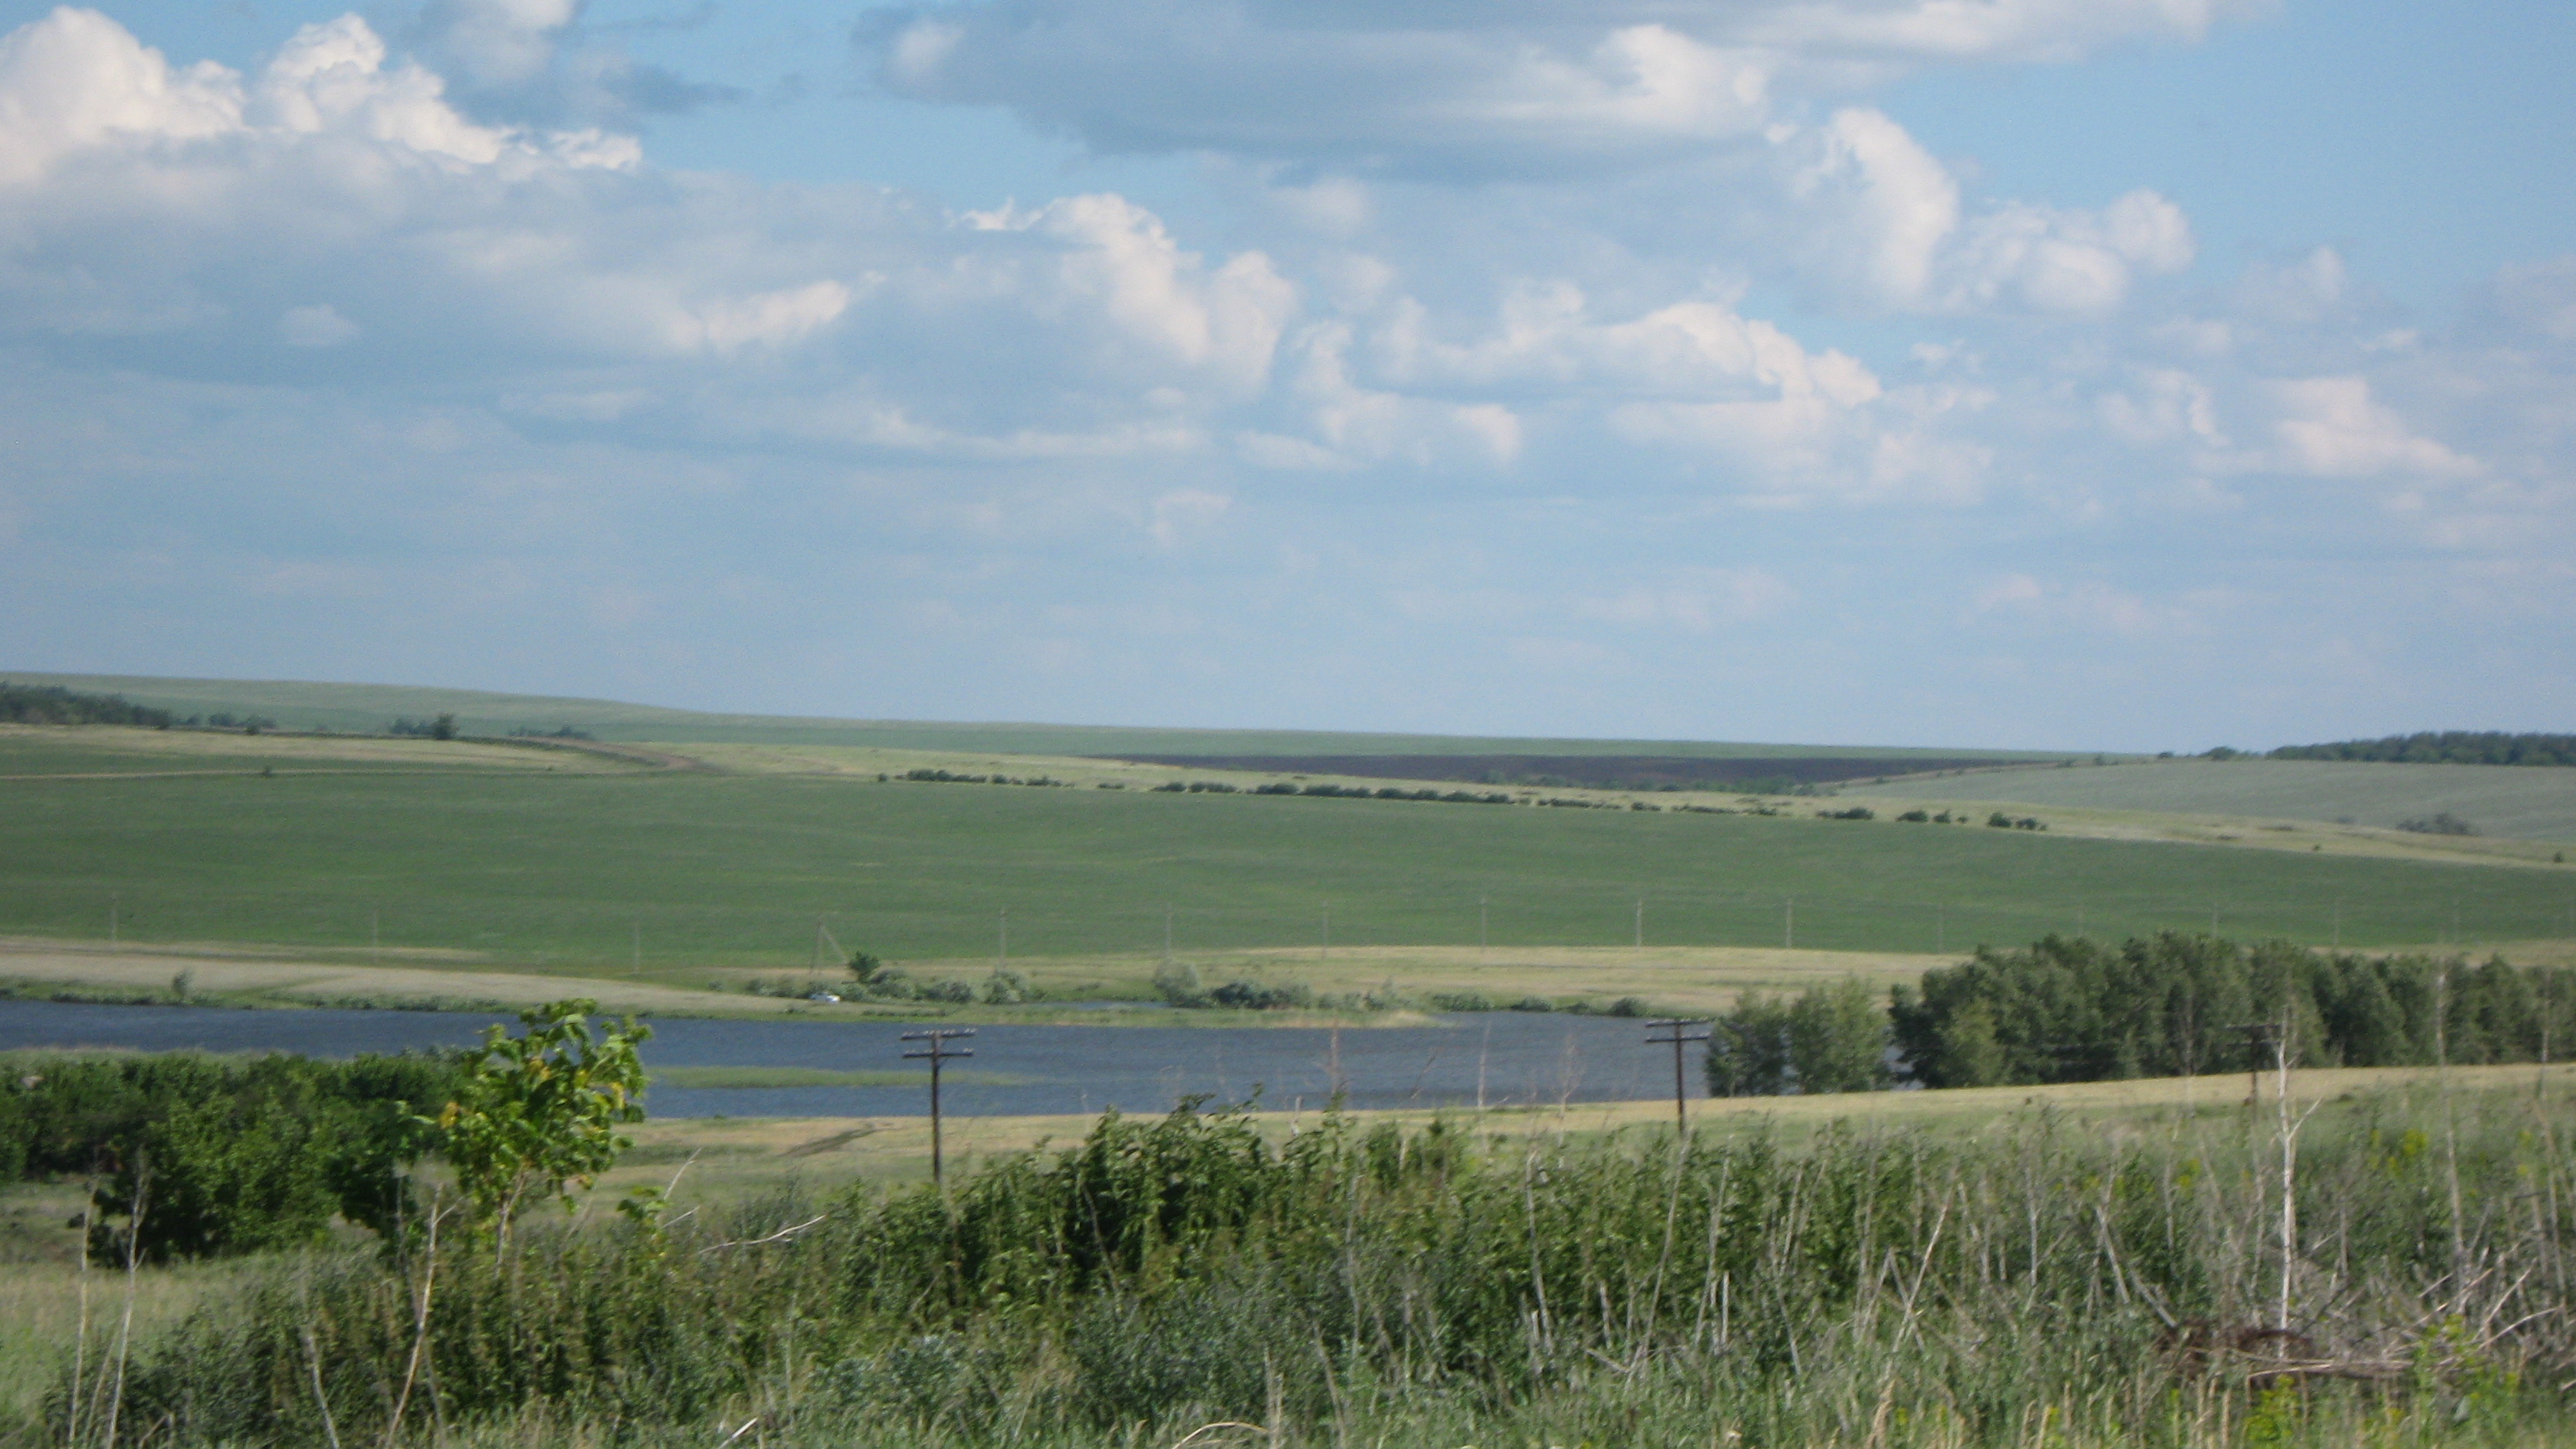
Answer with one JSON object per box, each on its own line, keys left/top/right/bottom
{"left": 2, "top": 673, "right": 2078, "bottom": 762}
{"left": 1845, "top": 757, "right": 2576, "bottom": 842}
{"left": 8, "top": 740, "right": 2573, "bottom": 974}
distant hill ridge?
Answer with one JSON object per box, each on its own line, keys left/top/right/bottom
{"left": 2270, "top": 732, "right": 2576, "bottom": 767}
{"left": 0, "top": 671, "right": 2078, "bottom": 762}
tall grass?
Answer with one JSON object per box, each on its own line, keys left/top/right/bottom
{"left": 79, "top": 1079, "right": 2576, "bottom": 1446}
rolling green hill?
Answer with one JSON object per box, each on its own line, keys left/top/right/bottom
{"left": 6, "top": 748, "right": 2568, "bottom": 974}
{"left": 1845, "top": 757, "right": 2576, "bottom": 843}
{"left": 0, "top": 673, "right": 2075, "bottom": 761}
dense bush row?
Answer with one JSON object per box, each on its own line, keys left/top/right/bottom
{"left": 387, "top": 714, "right": 460, "bottom": 739}
{"left": 1709, "top": 933, "right": 2576, "bottom": 1097}
{"left": 0, "top": 681, "right": 172, "bottom": 727}
{"left": 106, "top": 1088, "right": 2576, "bottom": 1446}
{"left": 0, "top": 1052, "right": 458, "bottom": 1261}
{"left": 892, "top": 767, "right": 1072, "bottom": 787}
{"left": 2269, "top": 730, "right": 2576, "bottom": 766}
{"left": 888, "top": 766, "right": 1837, "bottom": 815}
{"left": 1895, "top": 934, "right": 2576, "bottom": 1088}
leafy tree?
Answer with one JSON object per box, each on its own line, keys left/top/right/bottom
{"left": 1786, "top": 977, "right": 1889, "bottom": 1093}
{"left": 1705, "top": 993, "right": 1792, "bottom": 1096}
{"left": 1933, "top": 1000, "right": 2007, "bottom": 1087}
{"left": 1151, "top": 961, "right": 1206, "bottom": 1007}
{"left": 434, "top": 1000, "right": 649, "bottom": 1243}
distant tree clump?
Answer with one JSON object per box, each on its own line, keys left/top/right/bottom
{"left": 2268, "top": 731, "right": 2576, "bottom": 766}
{"left": 0, "top": 682, "right": 173, "bottom": 727}
{"left": 387, "top": 713, "right": 460, "bottom": 740}
{"left": 2398, "top": 812, "right": 2480, "bottom": 836}
{"left": 1706, "top": 977, "right": 1892, "bottom": 1097}
{"left": 1888, "top": 932, "right": 2576, "bottom": 1089}
{"left": 0, "top": 1052, "right": 460, "bottom": 1262}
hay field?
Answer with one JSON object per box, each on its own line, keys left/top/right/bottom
{"left": 880, "top": 943, "right": 1946, "bottom": 1017}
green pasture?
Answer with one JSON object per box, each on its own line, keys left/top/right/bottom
{"left": 1849, "top": 756, "right": 2576, "bottom": 841}
{"left": 7, "top": 672, "right": 2075, "bottom": 761}
{"left": 7, "top": 756, "right": 2573, "bottom": 974}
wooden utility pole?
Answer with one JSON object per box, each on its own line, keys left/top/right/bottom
{"left": 1645, "top": 1018, "right": 1711, "bottom": 1133}
{"left": 2226, "top": 1021, "right": 2278, "bottom": 1107}
{"left": 901, "top": 1027, "right": 976, "bottom": 1189}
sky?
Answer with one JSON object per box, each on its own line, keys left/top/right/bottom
{"left": 1, "top": 0, "right": 2571, "bottom": 751}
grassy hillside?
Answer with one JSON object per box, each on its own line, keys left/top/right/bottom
{"left": 1846, "top": 756, "right": 2576, "bottom": 841}
{"left": 8, "top": 735, "right": 2572, "bottom": 974}
{"left": 2, "top": 672, "right": 2074, "bottom": 761}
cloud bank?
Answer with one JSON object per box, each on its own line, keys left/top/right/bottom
{"left": 0, "top": 2, "right": 2567, "bottom": 748}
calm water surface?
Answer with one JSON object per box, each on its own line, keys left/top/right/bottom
{"left": 0, "top": 1000, "right": 1670, "bottom": 1118}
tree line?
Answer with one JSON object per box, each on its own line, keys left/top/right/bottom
{"left": 2267, "top": 730, "right": 2576, "bottom": 766}
{"left": 0, "top": 681, "right": 172, "bottom": 727}
{"left": 0, "top": 1051, "right": 455, "bottom": 1260}
{"left": 0, "top": 1000, "right": 647, "bottom": 1264}
{"left": 1709, "top": 932, "right": 2576, "bottom": 1096}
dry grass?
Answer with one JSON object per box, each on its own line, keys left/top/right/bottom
{"left": 603, "top": 1060, "right": 2563, "bottom": 1199}
{"left": 0, "top": 1189, "right": 252, "bottom": 1430}
{"left": 0, "top": 936, "right": 1954, "bottom": 1023}
{"left": 0, "top": 723, "right": 632, "bottom": 776}
{"left": 878, "top": 942, "right": 1946, "bottom": 1016}
{"left": 0, "top": 940, "right": 871, "bottom": 1020}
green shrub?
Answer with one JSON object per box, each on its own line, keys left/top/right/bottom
{"left": 102, "top": 1092, "right": 2576, "bottom": 1446}
{"left": 0, "top": 1051, "right": 458, "bottom": 1262}
{"left": 1207, "top": 979, "right": 1313, "bottom": 1010}
{"left": 1150, "top": 960, "right": 1204, "bottom": 1006}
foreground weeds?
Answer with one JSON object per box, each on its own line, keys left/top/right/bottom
{"left": 49, "top": 1079, "right": 2576, "bottom": 1446}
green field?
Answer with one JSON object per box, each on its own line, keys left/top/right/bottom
{"left": 1847, "top": 756, "right": 2576, "bottom": 841}
{"left": 5, "top": 671, "right": 2075, "bottom": 760}
{"left": 8, "top": 732, "right": 2573, "bottom": 974}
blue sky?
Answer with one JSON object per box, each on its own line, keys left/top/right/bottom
{"left": 2, "top": 0, "right": 2569, "bottom": 750}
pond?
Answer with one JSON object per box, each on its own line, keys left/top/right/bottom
{"left": 0, "top": 1000, "right": 1680, "bottom": 1119}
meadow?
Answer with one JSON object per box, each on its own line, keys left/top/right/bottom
{"left": 8, "top": 731, "right": 2575, "bottom": 984}
{"left": 6, "top": 1065, "right": 2568, "bottom": 1447}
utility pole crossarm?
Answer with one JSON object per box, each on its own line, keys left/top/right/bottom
{"left": 1644, "top": 1017, "right": 1712, "bottom": 1133}
{"left": 901, "top": 1027, "right": 978, "bottom": 1188}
